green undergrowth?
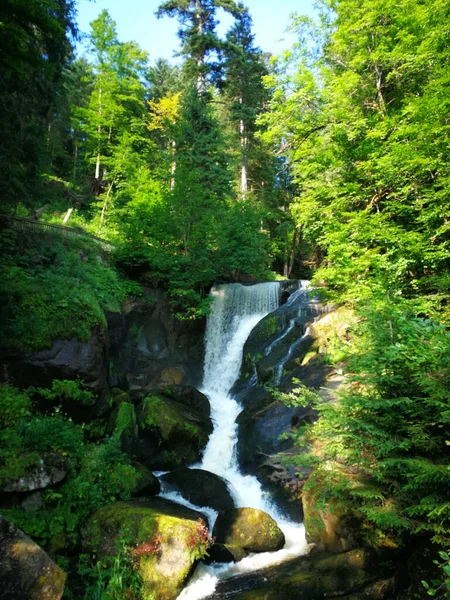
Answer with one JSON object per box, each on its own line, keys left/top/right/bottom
{"left": 282, "top": 294, "right": 450, "bottom": 549}
{"left": 0, "top": 226, "right": 141, "bottom": 352}
{"left": 0, "top": 383, "right": 139, "bottom": 552}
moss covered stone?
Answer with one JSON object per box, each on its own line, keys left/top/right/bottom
{"left": 108, "top": 402, "right": 136, "bottom": 438}
{"left": 224, "top": 549, "right": 383, "bottom": 600}
{"left": 136, "top": 393, "right": 212, "bottom": 470}
{"left": 0, "top": 515, "right": 67, "bottom": 600}
{"left": 83, "top": 498, "right": 209, "bottom": 600}
{"left": 212, "top": 508, "right": 285, "bottom": 562}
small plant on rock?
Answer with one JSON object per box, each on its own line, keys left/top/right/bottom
{"left": 187, "top": 518, "right": 214, "bottom": 561}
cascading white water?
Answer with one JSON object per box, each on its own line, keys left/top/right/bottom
{"left": 174, "top": 282, "right": 310, "bottom": 600}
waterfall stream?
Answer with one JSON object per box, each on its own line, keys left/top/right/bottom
{"left": 160, "top": 282, "right": 310, "bottom": 599}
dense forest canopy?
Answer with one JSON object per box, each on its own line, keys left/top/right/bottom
{"left": 1, "top": 0, "right": 450, "bottom": 597}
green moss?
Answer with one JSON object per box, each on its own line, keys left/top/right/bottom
{"left": 85, "top": 501, "right": 205, "bottom": 600}
{"left": 0, "top": 232, "right": 134, "bottom": 352}
{"left": 30, "top": 564, "right": 67, "bottom": 598}
{"left": 113, "top": 403, "right": 136, "bottom": 437}
{"left": 140, "top": 396, "right": 206, "bottom": 446}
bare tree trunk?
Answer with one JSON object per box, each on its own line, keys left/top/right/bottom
{"left": 374, "top": 63, "right": 386, "bottom": 116}
{"left": 239, "top": 94, "right": 248, "bottom": 196}
{"left": 95, "top": 84, "right": 102, "bottom": 180}
{"left": 73, "top": 142, "right": 78, "bottom": 186}
{"left": 63, "top": 208, "right": 73, "bottom": 225}
{"left": 98, "top": 181, "right": 113, "bottom": 235}
{"left": 170, "top": 139, "right": 176, "bottom": 191}
{"left": 195, "top": 0, "right": 206, "bottom": 93}
{"left": 283, "top": 229, "right": 297, "bottom": 278}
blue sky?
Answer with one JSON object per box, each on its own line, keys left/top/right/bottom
{"left": 75, "top": 0, "right": 317, "bottom": 63}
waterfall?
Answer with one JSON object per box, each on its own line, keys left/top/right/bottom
{"left": 172, "top": 282, "right": 309, "bottom": 600}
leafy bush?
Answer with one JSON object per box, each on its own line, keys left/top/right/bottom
{"left": 289, "top": 297, "right": 450, "bottom": 547}
{"left": 32, "top": 379, "right": 95, "bottom": 407}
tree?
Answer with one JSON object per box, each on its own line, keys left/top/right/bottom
{"left": 219, "top": 8, "right": 269, "bottom": 195}
{"left": 147, "top": 58, "right": 182, "bottom": 100}
{"left": 156, "top": 0, "right": 242, "bottom": 92}
{"left": 0, "top": 0, "right": 76, "bottom": 211}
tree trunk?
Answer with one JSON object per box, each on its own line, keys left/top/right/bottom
{"left": 72, "top": 142, "right": 78, "bottom": 186}
{"left": 283, "top": 229, "right": 297, "bottom": 278}
{"left": 170, "top": 139, "right": 176, "bottom": 191}
{"left": 95, "top": 84, "right": 102, "bottom": 181}
{"left": 195, "top": 0, "right": 206, "bottom": 93}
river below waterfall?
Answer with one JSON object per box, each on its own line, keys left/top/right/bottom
{"left": 159, "top": 282, "right": 311, "bottom": 600}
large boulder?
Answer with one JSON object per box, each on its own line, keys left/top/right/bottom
{"left": 211, "top": 508, "right": 285, "bottom": 562}
{"left": 83, "top": 498, "right": 211, "bottom": 600}
{"left": 161, "top": 468, "right": 235, "bottom": 511}
{"left": 159, "top": 385, "right": 211, "bottom": 416}
{"left": 136, "top": 393, "right": 212, "bottom": 470}
{"left": 0, "top": 329, "right": 108, "bottom": 393}
{"left": 205, "top": 548, "right": 395, "bottom": 600}
{"left": 0, "top": 515, "right": 66, "bottom": 600}
{"left": 302, "top": 484, "right": 361, "bottom": 554}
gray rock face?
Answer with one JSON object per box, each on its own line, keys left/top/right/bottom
{"left": 3, "top": 453, "right": 69, "bottom": 493}
{"left": 231, "top": 286, "right": 331, "bottom": 520}
{"left": 0, "top": 285, "right": 205, "bottom": 399}
{"left": 0, "top": 515, "right": 66, "bottom": 600}
{"left": 161, "top": 468, "right": 234, "bottom": 511}
{"left": 0, "top": 328, "right": 108, "bottom": 393}
{"left": 109, "top": 287, "right": 205, "bottom": 391}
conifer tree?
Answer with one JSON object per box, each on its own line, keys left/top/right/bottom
{"left": 156, "top": 0, "right": 242, "bottom": 92}
{"left": 219, "top": 8, "right": 269, "bottom": 196}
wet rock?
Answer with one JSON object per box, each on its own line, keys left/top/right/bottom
{"left": 159, "top": 385, "right": 211, "bottom": 416}
{"left": 3, "top": 453, "right": 69, "bottom": 493}
{"left": 212, "top": 508, "right": 285, "bottom": 562}
{"left": 162, "top": 468, "right": 234, "bottom": 511}
{"left": 136, "top": 393, "right": 212, "bottom": 470}
{"left": 0, "top": 515, "right": 66, "bottom": 600}
{"left": 204, "top": 548, "right": 394, "bottom": 600}
{"left": 83, "top": 498, "right": 209, "bottom": 600}
{"left": 21, "top": 492, "right": 44, "bottom": 512}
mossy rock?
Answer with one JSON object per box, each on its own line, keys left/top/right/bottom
{"left": 83, "top": 498, "right": 209, "bottom": 600}
{"left": 0, "top": 515, "right": 67, "bottom": 600}
{"left": 220, "top": 549, "right": 384, "bottom": 600}
{"left": 159, "top": 385, "right": 210, "bottom": 417}
{"left": 111, "top": 390, "right": 131, "bottom": 408}
{"left": 302, "top": 485, "right": 360, "bottom": 553}
{"left": 107, "top": 402, "right": 136, "bottom": 437}
{"left": 212, "top": 508, "right": 285, "bottom": 562}
{"left": 136, "top": 394, "right": 212, "bottom": 470}
{"left": 131, "top": 461, "right": 160, "bottom": 497}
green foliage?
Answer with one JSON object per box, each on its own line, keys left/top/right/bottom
{"left": 293, "top": 298, "right": 450, "bottom": 546}
{"left": 0, "top": 384, "right": 31, "bottom": 429}
{"left": 1, "top": 383, "right": 138, "bottom": 550}
{"left": 33, "top": 379, "right": 95, "bottom": 407}
{"left": 269, "top": 380, "right": 322, "bottom": 409}
{"left": 0, "top": 0, "right": 76, "bottom": 209}
{"left": 422, "top": 550, "right": 450, "bottom": 598}
{"left": 0, "top": 230, "right": 132, "bottom": 351}
{"left": 78, "top": 537, "right": 144, "bottom": 600}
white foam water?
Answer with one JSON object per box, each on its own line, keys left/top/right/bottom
{"left": 171, "top": 282, "right": 310, "bottom": 600}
